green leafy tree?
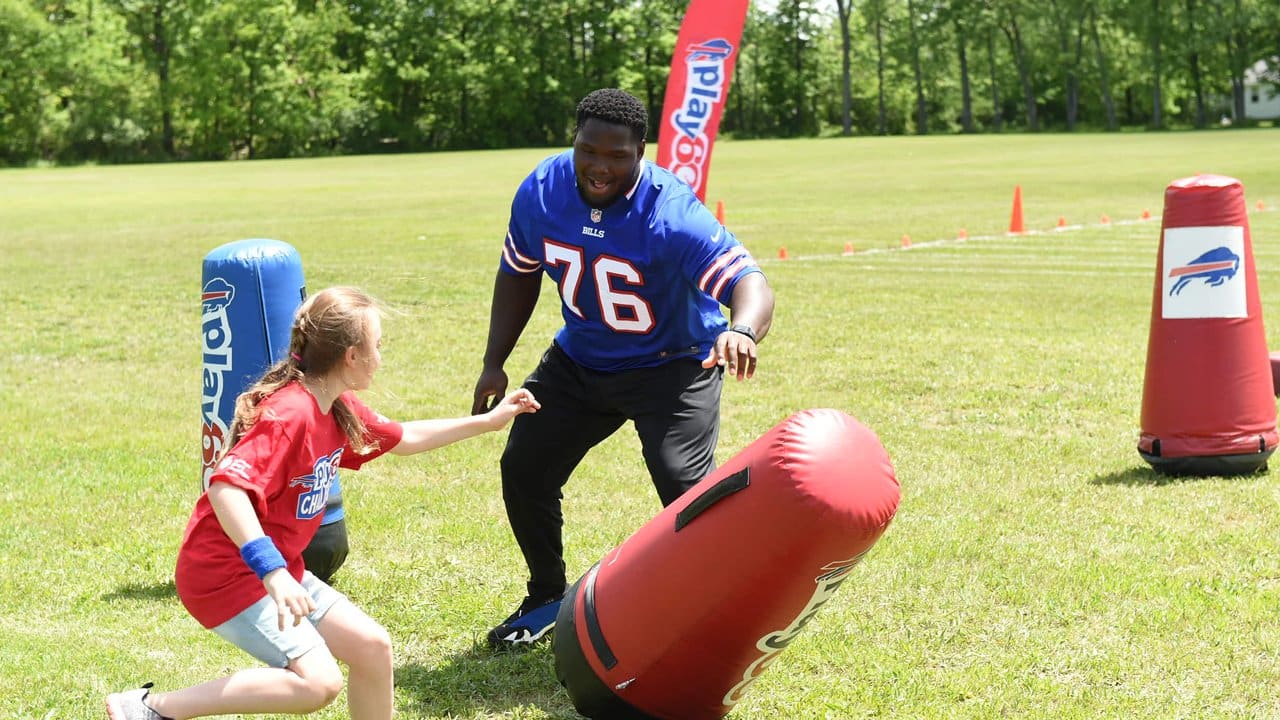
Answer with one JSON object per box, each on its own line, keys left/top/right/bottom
{"left": 1085, "top": 0, "right": 1120, "bottom": 130}
{"left": 0, "top": 0, "right": 61, "bottom": 163}
{"left": 101, "top": 0, "right": 192, "bottom": 157}
{"left": 613, "top": 0, "right": 684, "bottom": 141}
{"left": 47, "top": 0, "right": 159, "bottom": 162}
{"left": 739, "top": 0, "right": 824, "bottom": 137}
{"left": 993, "top": 0, "right": 1040, "bottom": 130}
{"left": 178, "top": 0, "right": 359, "bottom": 159}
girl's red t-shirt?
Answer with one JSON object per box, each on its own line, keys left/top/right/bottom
{"left": 176, "top": 382, "right": 403, "bottom": 628}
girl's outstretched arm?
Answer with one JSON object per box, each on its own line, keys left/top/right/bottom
{"left": 390, "top": 388, "right": 539, "bottom": 456}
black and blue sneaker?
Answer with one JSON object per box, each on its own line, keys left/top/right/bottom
{"left": 487, "top": 593, "right": 564, "bottom": 648}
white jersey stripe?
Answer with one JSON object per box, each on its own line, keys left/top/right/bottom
{"left": 501, "top": 229, "right": 537, "bottom": 266}
{"left": 698, "top": 246, "right": 747, "bottom": 293}
{"left": 502, "top": 243, "right": 541, "bottom": 273}
{"left": 710, "top": 257, "right": 756, "bottom": 301}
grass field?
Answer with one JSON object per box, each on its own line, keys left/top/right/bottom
{"left": 3, "top": 129, "right": 1280, "bottom": 719}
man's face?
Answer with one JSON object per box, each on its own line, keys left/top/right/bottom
{"left": 573, "top": 117, "right": 644, "bottom": 209}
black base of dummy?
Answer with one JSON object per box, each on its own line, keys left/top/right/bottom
{"left": 1139, "top": 449, "right": 1273, "bottom": 477}
{"left": 552, "top": 575, "right": 659, "bottom": 720}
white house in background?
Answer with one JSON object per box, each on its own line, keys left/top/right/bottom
{"left": 1244, "top": 57, "right": 1280, "bottom": 120}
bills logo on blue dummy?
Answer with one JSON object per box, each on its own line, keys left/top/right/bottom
{"left": 201, "top": 277, "right": 237, "bottom": 488}
{"left": 291, "top": 448, "right": 343, "bottom": 520}
{"left": 200, "top": 239, "right": 306, "bottom": 491}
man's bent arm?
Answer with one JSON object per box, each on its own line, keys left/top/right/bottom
{"left": 728, "top": 273, "right": 775, "bottom": 343}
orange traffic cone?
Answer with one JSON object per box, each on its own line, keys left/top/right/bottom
{"left": 901, "top": 234, "right": 912, "bottom": 248}
{"left": 1257, "top": 200, "right": 1267, "bottom": 211}
{"left": 1008, "top": 185, "right": 1026, "bottom": 234}
{"left": 777, "top": 246, "right": 788, "bottom": 260}
{"left": 842, "top": 242, "right": 855, "bottom": 256}
{"left": 957, "top": 228, "right": 968, "bottom": 240}
{"left": 1101, "top": 214, "right": 1111, "bottom": 225}
{"left": 1141, "top": 209, "right": 1152, "bottom": 220}
{"left": 1056, "top": 216, "right": 1067, "bottom": 230}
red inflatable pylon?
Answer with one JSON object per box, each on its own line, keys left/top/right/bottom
{"left": 553, "top": 409, "right": 900, "bottom": 719}
{"left": 1138, "top": 174, "right": 1277, "bottom": 475}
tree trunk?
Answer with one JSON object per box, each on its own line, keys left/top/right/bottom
{"left": 792, "top": 1, "right": 804, "bottom": 133}
{"left": 1067, "top": 11, "right": 1087, "bottom": 130}
{"left": 1229, "top": 0, "right": 1249, "bottom": 124}
{"left": 875, "top": 9, "right": 887, "bottom": 135}
{"left": 837, "top": 0, "right": 854, "bottom": 136}
{"left": 644, "top": 44, "right": 658, "bottom": 137}
{"left": 247, "top": 59, "right": 257, "bottom": 159}
{"left": 1186, "top": 0, "right": 1206, "bottom": 128}
{"left": 460, "top": 24, "right": 470, "bottom": 141}
{"left": 1232, "top": 74, "right": 1245, "bottom": 123}
{"left": 1001, "top": 13, "right": 1038, "bottom": 131}
{"left": 907, "top": 0, "right": 927, "bottom": 134}
{"left": 1150, "top": 0, "right": 1164, "bottom": 128}
{"left": 1088, "top": 8, "right": 1117, "bottom": 130}
{"left": 987, "top": 30, "right": 1002, "bottom": 132}
{"left": 153, "top": 1, "right": 174, "bottom": 157}
{"left": 955, "top": 16, "right": 973, "bottom": 133}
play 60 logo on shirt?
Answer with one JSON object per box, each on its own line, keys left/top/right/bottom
{"left": 290, "top": 449, "right": 343, "bottom": 520}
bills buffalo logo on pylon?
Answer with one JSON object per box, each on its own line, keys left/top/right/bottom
{"left": 666, "top": 37, "right": 735, "bottom": 191}
{"left": 1168, "top": 246, "right": 1240, "bottom": 296}
{"left": 290, "top": 448, "right": 343, "bottom": 520}
{"left": 201, "top": 278, "right": 237, "bottom": 487}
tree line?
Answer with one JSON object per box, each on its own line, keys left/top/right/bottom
{"left": 2, "top": 0, "right": 1276, "bottom": 166}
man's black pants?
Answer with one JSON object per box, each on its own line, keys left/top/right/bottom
{"left": 501, "top": 343, "right": 723, "bottom": 601}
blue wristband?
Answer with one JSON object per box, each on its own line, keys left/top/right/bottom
{"left": 240, "top": 536, "right": 287, "bottom": 580}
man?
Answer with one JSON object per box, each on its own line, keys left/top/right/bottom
{"left": 471, "top": 88, "right": 775, "bottom": 648}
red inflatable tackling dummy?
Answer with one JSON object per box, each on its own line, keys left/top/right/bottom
{"left": 1138, "top": 174, "right": 1277, "bottom": 475}
{"left": 552, "top": 409, "right": 900, "bottom": 719}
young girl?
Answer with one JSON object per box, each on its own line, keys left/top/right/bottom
{"left": 107, "top": 286, "right": 539, "bottom": 720}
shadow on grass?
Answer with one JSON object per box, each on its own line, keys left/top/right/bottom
{"left": 396, "top": 640, "right": 580, "bottom": 719}
{"left": 102, "top": 579, "right": 177, "bottom": 602}
{"left": 1090, "top": 464, "right": 1269, "bottom": 486}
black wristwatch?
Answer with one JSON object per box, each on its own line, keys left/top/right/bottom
{"left": 729, "top": 324, "right": 757, "bottom": 343}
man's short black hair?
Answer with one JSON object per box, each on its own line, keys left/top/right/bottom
{"left": 575, "top": 88, "right": 648, "bottom": 143}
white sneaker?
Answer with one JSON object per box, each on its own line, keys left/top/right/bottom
{"left": 105, "top": 682, "right": 170, "bottom": 720}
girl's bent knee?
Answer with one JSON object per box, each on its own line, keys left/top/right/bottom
{"left": 313, "top": 668, "right": 345, "bottom": 709}
{"left": 368, "top": 625, "right": 393, "bottom": 659}
{"left": 294, "top": 658, "right": 345, "bottom": 711}
{"left": 350, "top": 625, "right": 393, "bottom": 672}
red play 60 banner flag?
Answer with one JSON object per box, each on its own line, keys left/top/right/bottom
{"left": 656, "top": 0, "right": 749, "bottom": 203}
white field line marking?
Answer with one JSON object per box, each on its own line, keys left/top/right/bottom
{"left": 763, "top": 203, "right": 1277, "bottom": 264}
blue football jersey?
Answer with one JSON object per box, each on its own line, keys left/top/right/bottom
{"left": 499, "top": 151, "right": 763, "bottom": 372}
